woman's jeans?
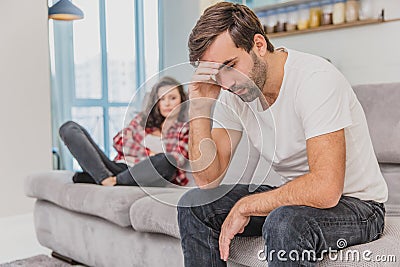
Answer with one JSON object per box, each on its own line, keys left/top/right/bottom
{"left": 59, "top": 121, "right": 176, "bottom": 186}
{"left": 177, "top": 184, "right": 385, "bottom": 267}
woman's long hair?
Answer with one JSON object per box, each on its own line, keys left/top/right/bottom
{"left": 140, "top": 76, "right": 187, "bottom": 129}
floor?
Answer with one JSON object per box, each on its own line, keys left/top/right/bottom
{"left": 0, "top": 213, "right": 50, "bottom": 264}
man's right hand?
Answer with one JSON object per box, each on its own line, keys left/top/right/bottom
{"left": 189, "top": 61, "right": 222, "bottom": 114}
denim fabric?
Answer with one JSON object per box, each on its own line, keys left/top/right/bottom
{"left": 177, "top": 184, "right": 385, "bottom": 267}
{"left": 116, "top": 153, "right": 177, "bottom": 186}
{"left": 59, "top": 121, "right": 127, "bottom": 184}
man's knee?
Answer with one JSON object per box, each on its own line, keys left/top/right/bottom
{"left": 177, "top": 188, "right": 214, "bottom": 222}
{"left": 178, "top": 188, "right": 200, "bottom": 209}
{"left": 177, "top": 186, "right": 233, "bottom": 227}
{"left": 177, "top": 188, "right": 203, "bottom": 227}
{"left": 262, "top": 206, "right": 311, "bottom": 242}
{"left": 178, "top": 184, "right": 238, "bottom": 208}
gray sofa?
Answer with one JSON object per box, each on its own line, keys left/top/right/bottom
{"left": 25, "top": 83, "right": 400, "bottom": 266}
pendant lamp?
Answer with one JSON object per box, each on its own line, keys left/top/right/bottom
{"left": 48, "top": 0, "right": 84, "bottom": 21}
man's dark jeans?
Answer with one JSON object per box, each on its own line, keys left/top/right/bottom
{"left": 177, "top": 184, "right": 385, "bottom": 267}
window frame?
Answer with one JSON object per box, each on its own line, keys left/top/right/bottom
{"left": 52, "top": 0, "right": 158, "bottom": 170}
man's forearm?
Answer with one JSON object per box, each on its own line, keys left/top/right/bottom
{"left": 189, "top": 108, "right": 224, "bottom": 187}
{"left": 238, "top": 172, "right": 344, "bottom": 216}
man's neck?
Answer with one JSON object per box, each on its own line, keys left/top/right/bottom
{"left": 261, "top": 49, "right": 288, "bottom": 108}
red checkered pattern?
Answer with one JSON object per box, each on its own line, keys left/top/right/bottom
{"left": 113, "top": 114, "right": 189, "bottom": 186}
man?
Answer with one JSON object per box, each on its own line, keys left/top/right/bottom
{"left": 177, "top": 2, "right": 387, "bottom": 266}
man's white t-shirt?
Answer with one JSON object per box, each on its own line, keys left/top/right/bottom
{"left": 212, "top": 48, "right": 388, "bottom": 203}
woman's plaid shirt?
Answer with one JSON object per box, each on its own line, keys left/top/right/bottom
{"left": 113, "top": 114, "right": 189, "bottom": 186}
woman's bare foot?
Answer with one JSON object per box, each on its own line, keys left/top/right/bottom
{"left": 101, "top": 176, "right": 116, "bottom": 186}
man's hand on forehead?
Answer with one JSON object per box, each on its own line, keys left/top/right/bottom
{"left": 194, "top": 60, "right": 222, "bottom": 69}
{"left": 194, "top": 61, "right": 221, "bottom": 82}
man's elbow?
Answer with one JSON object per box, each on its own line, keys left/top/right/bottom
{"left": 316, "top": 186, "right": 343, "bottom": 209}
{"left": 318, "top": 193, "right": 341, "bottom": 209}
{"left": 192, "top": 172, "right": 223, "bottom": 189}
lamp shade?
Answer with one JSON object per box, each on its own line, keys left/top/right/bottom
{"left": 48, "top": 0, "right": 84, "bottom": 21}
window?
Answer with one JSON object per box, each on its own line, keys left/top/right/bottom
{"left": 50, "top": 0, "right": 159, "bottom": 170}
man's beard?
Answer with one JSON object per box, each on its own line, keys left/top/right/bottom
{"left": 229, "top": 51, "right": 267, "bottom": 103}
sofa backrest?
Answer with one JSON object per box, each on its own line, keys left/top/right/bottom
{"left": 353, "top": 83, "right": 400, "bottom": 215}
{"left": 353, "top": 83, "right": 400, "bottom": 164}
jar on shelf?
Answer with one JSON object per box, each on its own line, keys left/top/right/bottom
{"left": 257, "top": 11, "right": 268, "bottom": 33}
{"left": 297, "top": 3, "right": 310, "bottom": 30}
{"left": 359, "top": 0, "right": 374, "bottom": 20}
{"left": 275, "top": 8, "right": 287, "bottom": 32}
{"left": 346, "top": 0, "right": 359, "bottom": 22}
{"left": 332, "top": 0, "right": 346, "bottom": 25}
{"left": 309, "top": 1, "right": 322, "bottom": 28}
{"left": 285, "top": 5, "right": 298, "bottom": 32}
{"left": 265, "top": 9, "right": 278, "bottom": 34}
{"left": 321, "top": 0, "right": 334, "bottom": 25}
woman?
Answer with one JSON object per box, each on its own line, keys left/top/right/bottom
{"left": 59, "top": 76, "right": 189, "bottom": 187}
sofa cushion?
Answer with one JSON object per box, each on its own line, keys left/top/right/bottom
{"left": 381, "top": 164, "right": 400, "bottom": 216}
{"left": 130, "top": 192, "right": 184, "bottom": 238}
{"left": 25, "top": 170, "right": 186, "bottom": 227}
{"left": 228, "top": 216, "right": 400, "bottom": 266}
{"left": 34, "top": 200, "right": 184, "bottom": 267}
{"left": 352, "top": 83, "right": 400, "bottom": 164}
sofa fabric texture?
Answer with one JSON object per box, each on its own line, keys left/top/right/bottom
{"left": 25, "top": 170, "right": 186, "bottom": 227}
{"left": 228, "top": 216, "right": 400, "bottom": 267}
{"left": 380, "top": 164, "right": 400, "bottom": 216}
{"left": 34, "top": 200, "right": 184, "bottom": 267}
{"left": 353, "top": 83, "right": 400, "bottom": 164}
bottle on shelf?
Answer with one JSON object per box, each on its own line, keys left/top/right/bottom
{"left": 332, "top": 0, "right": 346, "bottom": 25}
{"left": 297, "top": 3, "right": 310, "bottom": 30}
{"left": 321, "top": 0, "right": 334, "bottom": 25}
{"left": 346, "top": 0, "right": 359, "bottom": 22}
{"left": 359, "top": 0, "right": 375, "bottom": 20}
{"left": 275, "top": 8, "right": 287, "bottom": 32}
{"left": 257, "top": 11, "right": 268, "bottom": 33}
{"left": 309, "top": 1, "right": 322, "bottom": 28}
{"left": 265, "top": 9, "right": 278, "bottom": 34}
{"left": 285, "top": 5, "right": 298, "bottom": 32}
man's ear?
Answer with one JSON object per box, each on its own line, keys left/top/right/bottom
{"left": 253, "top": 34, "right": 267, "bottom": 57}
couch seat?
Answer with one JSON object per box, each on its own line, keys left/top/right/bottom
{"left": 25, "top": 171, "right": 187, "bottom": 227}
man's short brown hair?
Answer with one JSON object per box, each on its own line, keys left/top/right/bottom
{"left": 188, "top": 2, "right": 274, "bottom": 64}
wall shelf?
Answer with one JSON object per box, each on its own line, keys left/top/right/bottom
{"left": 254, "top": 0, "right": 316, "bottom": 13}
{"left": 267, "top": 17, "right": 400, "bottom": 38}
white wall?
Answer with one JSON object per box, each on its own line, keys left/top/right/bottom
{"left": 161, "top": 0, "right": 199, "bottom": 68}
{"left": 271, "top": 0, "right": 400, "bottom": 85}
{"left": 159, "top": 0, "right": 202, "bottom": 84}
{"left": 0, "top": 0, "right": 52, "bottom": 218}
